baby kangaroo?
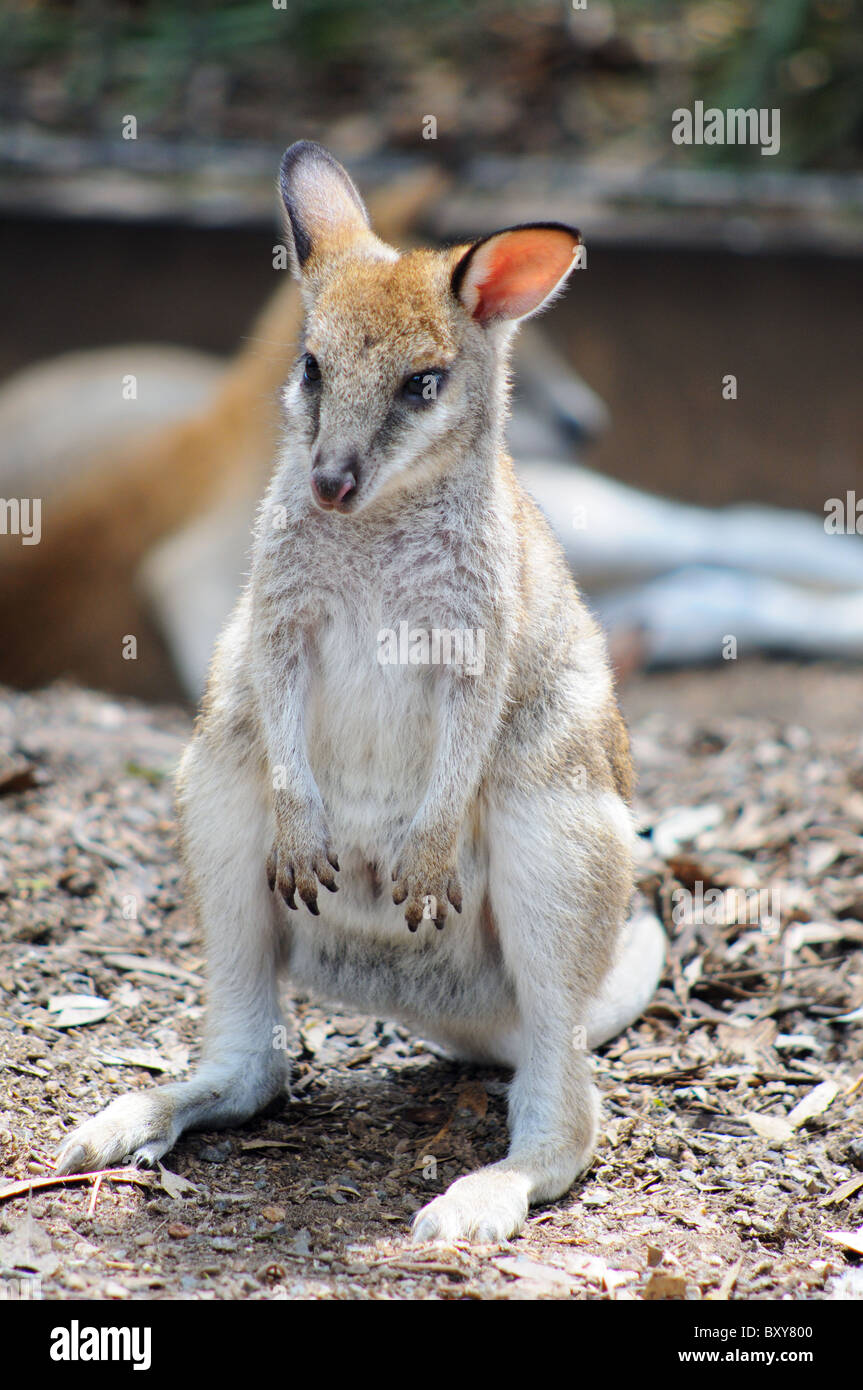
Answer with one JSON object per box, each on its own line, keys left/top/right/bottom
{"left": 56, "top": 142, "right": 665, "bottom": 1243}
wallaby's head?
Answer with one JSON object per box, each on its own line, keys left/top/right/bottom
{"left": 279, "top": 141, "right": 582, "bottom": 515}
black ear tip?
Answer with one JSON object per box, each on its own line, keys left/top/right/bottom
{"left": 277, "top": 142, "right": 370, "bottom": 270}
{"left": 279, "top": 140, "right": 323, "bottom": 195}
{"left": 279, "top": 140, "right": 352, "bottom": 191}
{"left": 450, "top": 221, "right": 582, "bottom": 298}
{"left": 281, "top": 139, "right": 326, "bottom": 165}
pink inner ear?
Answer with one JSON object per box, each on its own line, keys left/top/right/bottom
{"left": 470, "top": 228, "right": 579, "bottom": 324}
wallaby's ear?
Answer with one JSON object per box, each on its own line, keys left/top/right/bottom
{"left": 279, "top": 141, "right": 373, "bottom": 276}
{"left": 452, "top": 223, "right": 582, "bottom": 327}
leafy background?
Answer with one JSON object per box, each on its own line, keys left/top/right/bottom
{"left": 1, "top": 0, "right": 861, "bottom": 169}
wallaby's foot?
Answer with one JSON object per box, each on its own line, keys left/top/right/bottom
{"left": 412, "top": 1166, "right": 531, "bottom": 1244}
{"left": 56, "top": 1089, "right": 182, "bottom": 1174}
{"left": 411, "top": 1141, "right": 587, "bottom": 1245}
{"left": 55, "top": 1062, "right": 287, "bottom": 1175}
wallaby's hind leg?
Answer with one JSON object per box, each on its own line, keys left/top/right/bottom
{"left": 412, "top": 786, "right": 634, "bottom": 1244}
{"left": 56, "top": 733, "right": 286, "bottom": 1174}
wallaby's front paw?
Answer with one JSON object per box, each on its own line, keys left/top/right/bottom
{"left": 267, "top": 816, "right": 339, "bottom": 914}
{"left": 391, "top": 835, "right": 462, "bottom": 931}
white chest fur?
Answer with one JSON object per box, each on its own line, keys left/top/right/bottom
{"left": 305, "top": 591, "right": 443, "bottom": 852}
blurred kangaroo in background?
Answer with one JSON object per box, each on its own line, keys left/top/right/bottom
{"left": 57, "top": 142, "right": 665, "bottom": 1243}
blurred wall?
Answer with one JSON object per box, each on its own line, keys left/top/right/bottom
{"left": 2, "top": 213, "right": 859, "bottom": 513}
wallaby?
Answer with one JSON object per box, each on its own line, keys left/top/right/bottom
{"left": 56, "top": 142, "right": 665, "bottom": 1243}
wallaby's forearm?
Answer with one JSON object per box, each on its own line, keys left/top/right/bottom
{"left": 410, "top": 669, "right": 503, "bottom": 842}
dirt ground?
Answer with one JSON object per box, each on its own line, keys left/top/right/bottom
{"left": 2, "top": 664, "right": 863, "bottom": 1302}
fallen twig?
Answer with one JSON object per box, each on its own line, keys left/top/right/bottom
{"left": 0, "top": 1167, "right": 157, "bottom": 1204}
{"left": 86, "top": 1173, "right": 103, "bottom": 1218}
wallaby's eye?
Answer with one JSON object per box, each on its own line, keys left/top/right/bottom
{"left": 302, "top": 353, "right": 321, "bottom": 385}
{"left": 403, "top": 370, "right": 444, "bottom": 404}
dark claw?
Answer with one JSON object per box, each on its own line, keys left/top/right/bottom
{"left": 323, "top": 880, "right": 338, "bottom": 893}
{"left": 328, "top": 853, "right": 340, "bottom": 873}
{"left": 266, "top": 864, "right": 276, "bottom": 893}
{"left": 56, "top": 1143, "right": 86, "bottom": 1176}
{"left": 280, "top": 885, "right": 297, "bottom": 910}
{"left": 408, "top": 920, "right": 419, "bottom": 933}
{"left": 302, "top": 895, "right": 320, "bottom": 916}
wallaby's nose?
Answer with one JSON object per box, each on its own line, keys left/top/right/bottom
{"left": 311, "top": 455, "right": 358, "bottom": 511}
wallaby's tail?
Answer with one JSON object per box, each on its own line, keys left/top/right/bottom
{"left": 586, "top": 903, "right": 667, "bottom": 1049}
